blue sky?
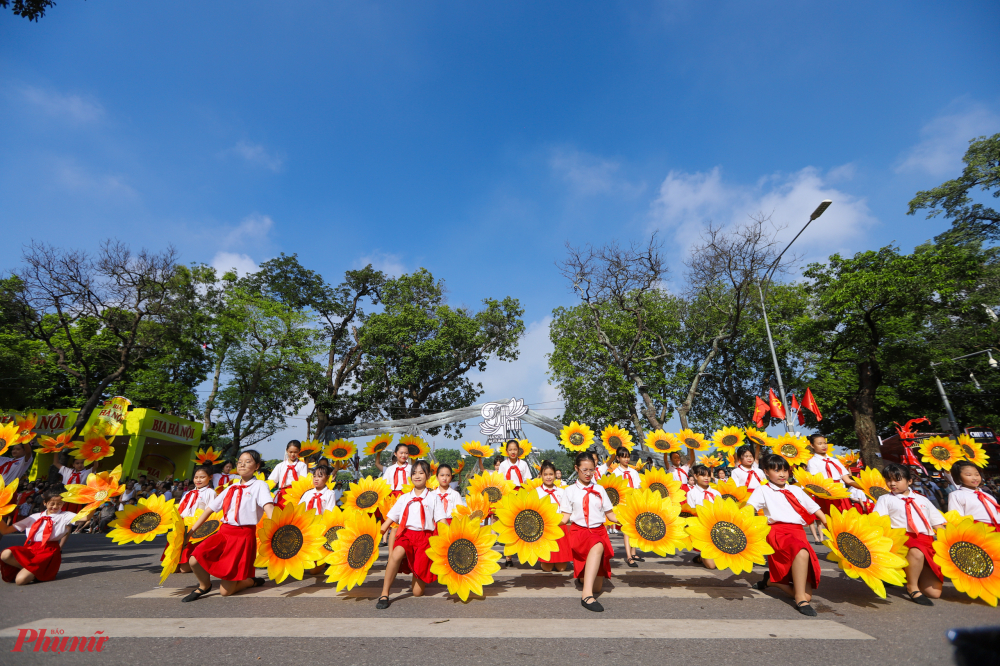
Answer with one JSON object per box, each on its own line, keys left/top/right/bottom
{"left": 2, "top": 1, "right": 998, "bottom": 458}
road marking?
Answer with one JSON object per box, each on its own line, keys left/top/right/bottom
{"left": 0, "top": 618, "right": 873, "bottom": 639}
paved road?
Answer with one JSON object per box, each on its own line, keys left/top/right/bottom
{"left": 0, "top": 531, "right": 995, "bottom": 665}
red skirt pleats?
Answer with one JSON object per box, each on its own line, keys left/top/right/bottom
{"left": 193, "top": 523, "right": 257, "bottom": 582}
{"left": 569, "top": 524, "right": 613, "bottom": 579}
{"left": 394, "top": 528, "right": 435, "bottom": 584}
{"left": 765, "top": 522, "right": 820, "bottom": 589}
{"left": 906, "top": 532, "right": 943, "bottom": 581}
{"left": 540, "top": 530, "right": 572, "bottom": 564}
{"left": 1, "top": 541, "right": 62, "bottom": 582}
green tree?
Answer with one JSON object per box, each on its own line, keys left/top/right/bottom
{"left": 1, "top": 0, "right": 55, "bottom": 21}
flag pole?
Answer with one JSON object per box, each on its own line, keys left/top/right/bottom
{"left": 757, "top": 279, "right": 794, "bottom": 434}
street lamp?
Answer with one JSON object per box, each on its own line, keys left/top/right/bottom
{"left": 930, "top": 348, "right": 999, "bottom": 438}
{"left": 757, "top": 200, "right": 833, "bottom": 433}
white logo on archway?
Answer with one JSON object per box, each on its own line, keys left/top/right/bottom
{"left": 479, "top": 398, "right": 528, "bottom": 443}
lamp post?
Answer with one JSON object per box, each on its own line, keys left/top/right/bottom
{"left": 757, "top": 200, "right": 833, "bottom": 433}
{"left": 929, "top": 348, "right": 999, "bottom": 438}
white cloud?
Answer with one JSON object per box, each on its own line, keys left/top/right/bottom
{"left": 211, "top": 251, "right": 259, "bottom": 278}
{"left": 895, "top": 103, "right": 1000, "bottom": 177}
{"left": 54, "top": 158, "right": 137, "bottom": 199}
{"left": 223, "top": 213, "right": 274, "bottom": 249}
{"left": 21, "top": 86, "right": 104, "bottom": 124}
{"left": 550, "top": 147, "right": 646, "bottom": 197}
{"left": 226, "top": 140, "right": 285, "bottom": 172}
{"left": 356, "top": 251, "right": 406, "bottom": 278}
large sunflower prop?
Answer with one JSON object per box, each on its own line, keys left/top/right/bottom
{"left": 194, "top": 446, "right": 222, "bottom": 466}
{"left": 743, "top": 427, "right": 770, "bottom": 449}
{"left": 255, "top": 502, "right": 327, "bottom": 584}
{"left": 296, "top": 439, "right": 323, "bottom": 459}
{"left": 771, "top": 433, "right": 811, "bottom": 467}
{"left": 685, "top": 498, "right": 773, "bottom": 574}
{"left": 37, "top": 429, "right": 75, "bottom": 455}
{"left": 428, "top": 516, "right": 502, "bottom": 602}
{"left": 468, "top": 472, "right": 515, "bottom": 507}
{"left": 700, "top": 454, "right": 723, "bottom": 469}
{"left": 644, "top": 429, "right": 680, "bottom": 454}
{"left": 836, "top": 451, "right": 860, "bottom": 468}
{"left": 379, "top": 492, "right": 400, "bottom": 520}
{"left": 709, "top": 478, "right": 751, "bottom": 506}
{"left": 316, "top": 507, "right": 348, "bottom": 565}
{"left": 823, "top": 506, "right": 908, "bottom": 598}
{"left": 341, "top": 476, "right": 391, "bottom": 514}
{"left": 677, "top": 429, "right": 709, "bottom": 452}
{"left": 601, "top": 425, "right": 634, "bottom": 455}
{"left": 0, "top": 421, "right": 22, "bottom": 456}
{"left": 63, "top": 464, "right": 125, "bottom": 521}
{"left": 522, "top": 477, "right": 544, "bottom": 491}
{"left": 71, "top": 435, "right": 115, "bottom": 465}
{"left": 15, "top": 412, "right": 38, "bottom": 438}
{"left": 363, "top": 434, "right": 393, "bottom": 458}
{"left": 492, "top": 489, "right": 565, "bottom": 565}
{"left": 857, "top": 467, "right": 891, "bottom": 503}
{"left": 159, "top": 512, "right": 187, "bottom": 585}
{"left": 918, "top": 436, "right": 964, "bottom": 471}
{"left": 559, "top": 421, "right": 595, "bottom": 453}
{"left": 516, "top": 439, "right": 533, "bottom": 460}
{"left": 640, "top": 467, "right": 687, "bottom": 506}
{"left": 463, "top": 441, "right": 494, "bottom": 458}
{"left": 956, "top": 434, "right": 989, "bottom": 468}
{"left": 455, "top": 492, "right": 492, "bottom": 522}
{"left": 282, "top": 475, "right": 316, "bottom": 508}
{"left": 324, "top": 510, "right": 380, "bottom": 590}
{"left": 399, "top": 434, "right": 430, "bottom": 459}
{"left": 108, "top": 495, "right": 177, "bottom": 544}
{"left": 712, "top": 426, "right": 744, "bottom": 454}
{"left": 617, "top": 488, "right": 690, "bottom": 556}
{"left": 597, "top": 474, "right": 631, "bottom": 509}
{"left": 932, "top": 515, "right": 1000, "bottom": 606}
{"left": 185, "top": 509, "right": 224, "bottom": 543}
{"left": 0, "top": 477, "right": 19, "bottom": 518}
{"left": 792, "top": 468, "right": 852, "bottom": 501}
{"left": 323, "top": 438, "right": 356, "bottom": 463}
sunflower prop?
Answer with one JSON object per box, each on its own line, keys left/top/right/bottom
{"left": 185, "top": 509, "right": 223, "bottom": 543}
{"left": 379, "top": 492, "right": 400, "bottom": 519}
{"left": 823, "top": 506, "right": 908, "bottom": 598}
{"left": 71, "top": 435, "right": 115, "bottom": 465}
{"left": 159, "top": 512, "right": 187, "bottom": 585}
{"left": 700, "top": 454, "right": 723, "bottom": 469}
{"left": 0, "top": 421, "right": 21, "bottom": 456}
{"left": 340, "top": 476, "right": 391, "bottom": 514}
{"left": 644, "top": 429, "right": 680, "bottom": 454}
{"left": 601, "top": 425, "right": 634, "bottom": 455}
{"left": 108, "top": 495, "right": 177, "bottom": 544}
{"left": 315, "top": 507, "right": 348, "bottom": 565}
{"left": 282, "top": 475, "right": 316, "bottom": 508}
{"left": 463, "top": 441, "right": 494, "bottom": 458}
{"left": 253, "top": 471, "right": 277, "bottom": 491}
{"left": 455, "top": 492, "right": 492, "bottom": 522}
{"left": 792, "top": 468, "right": 852, "bottom": 501}
{"left": 399, "top": 434, "right": 430, "bottom": 459}
{"left": 677, "top": 429, "right": 709, "bottom": 452}
{"left": 516, "top": 439, "right": 533, "bottom": 460}
{"left": 63, "top": 464, "right": 125, "bottom": 521}
{"left": 363, "top": 434, "right": 393, "bottom": 458}
{"left": 617, "top": 488, "right": 690, "bottom": 556}
{"left": 956, "top": 434, "right": 989, "bottom": 468}
{"left": 323, "top": 438, "right": 356, "bottom": 463}
{"left": 296, "top": 439, "right": 323, "bottom": 458}
{"left": 597, "top": 474, "right": 631, "bottom": 509}
{"left": 15, "top": 412, "right": 38, "bottom": 436}
{"left": 710, "top": 478, "right": 751, "bottom": 506}
{"left": 743, "top": 427, "right": 770, "bottom": 449}
{"left": 428, "top": 516, "right": 502, "bottom": 602}
{"left": 857, "top": 467, "right": 891, "bottom": 503}
{"left": 0, "top": 477, "right": 19, "bottom": 518}
{"left": 712, "top": 426, "right": 744, "bottom": 454}
{"left": 836, "top": 451, "right": 860, "bottom": 468}
{"left": 255, "top": 502, "right": 327, "bottom": 584}
{"left": 468, "top": 471, "right": 515, "bottom": 507}
{"left": 685, "top": 498, "right": 773, "bottom": 574}
{"left": 522, "top": 477, "right": 544, "bottom": 491}
{"left": 640, "top": 467, "right": 687, "bottom": 506}
{"left": 193, "top": 446, "right": 221, "bottom": 466}
{"left": 918, "top": 435, "right": 964, "bottom": 471}
{"left": 560, "top": 421, "right": 595, "bottom": 453}
{"left": 37, "top": 429, "right": 75, "bottom": 455}
{"left": 771, "top": 433, "right": 811, "bottom": 467}
{"left": 932, "top": 515, "right": 1000, "bottom": 606}
{"left": 492, "top": 489, "right": 565, "bottom": 565}
{"left": 324, "top": 510, "right": 381, "bottom": 591}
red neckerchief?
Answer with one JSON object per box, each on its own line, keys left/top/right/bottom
{"left": 27, "top": 515, "right": 54, "bottom": 543}
{"left": 68, "top": 470, "right": 83, "bottom": 484}
{"left": 770, "top": 484, "right": 816, "bottom": 524}
{"left": 505, "top": 461, "right": 523, "bottom": 485}
{"left": 702, "top": 487, "right": 717, "bottom": 501}
{"left": 392, "top": 465, "right": 408, "bottom": 490}
{"left": 593, "top": 467, "right": 602, "bottom": 480}
{"left": 222, "top": 483, "right": 247, "bottom": 524}
{"left": 218, "top": 473, "right": 231, "bottom": 486}
{"left": 621, "top": 468, "right": 635, "bottom": 488}
{"left": 674, "top": 467, "right": 689, "bottom": 484}
{"left": 974, "top": 490, "right": 1000, "bottom": 529}
{"left": 307, "top": 491, "right": 325, "bottom": 513}
{"left": 280, "top": 463, "right": 299, "bottom": 489}
{"left": 399, "top": 494, "right": 426, "bottom": 533}
{"left": 178, "top": 488, "right": 203, "bottom": 514}
{"left": 742, "top": 466, "right": 761, "bottom": 488}
{"left": 543, "top": 487, "right": 561, "bottom": 511}
{"left": 901, "top": 494, "right": 932, "bottom": 534}
{"left": 437, "top": 491, "right": 451, "bottom": 513}
{"left": 823, "top": 458, "right": 845, "bottom": 482}
{"left": 0, "top": 460, "right": 13, "bottom": 475}
{"left": 579, "top": 482, "right": 602, "bottom": 526}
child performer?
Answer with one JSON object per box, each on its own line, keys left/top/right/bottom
{"left": 685, "top": 463, "right": 718, "bottom": 569}
{"left": 804, "top": 434, "right": 860, "bottom": 514}
{"left": 537, "top": 460, "right": 571, "bottom": 572}
{"left": 183, "top": 450, "right": 274, "bottom": 601}
{"left": 58, "top": 455, "right": 94, "bottom": 513}
{"left": 432, "top": 463, "right": 464, "bottom": 522}
{"left": 594, "top": 452, "right": 607, "bottom": 481}
{"left": 0, "top": 490, "right": 75, "bottom": 585}
{"left": 379, "top": 443, "right": 412, "bottom": 497}
{"left": 948, "top": 460, "right": 1000, "bottom": 530}
{"left": 376, "top": 460, "right": 447, "bottom": 609}
{"left": 0, "top": 443, "right": 34, "bottom": 486}
{"left": 612, "top": 446, "right": 643, "bottom": 567}
{"left": 268, "top": 440, "right": 307, "bottom": 508}
{"left": 171, "top": 465, "right": 216, "bottom": 573}
{"left": 300, "top": 464, "right": 337, "bottom": 516}
{"left": 730, "top": 444, "right": 763, "bottom": 491}
{"left": 668, "top": 450, "right": 694, "bottom": 488}
{"left": 212, "top": 461, "right": 236, "bottom": 490}
{"left": 498, "top": 439, "right": 530, "bottom": 489}
{"left": 563, "top": 451, "right": 617, "bottom": 613}
{"left": 873, "top": 463, "right": 947, "bottom": 605}
{"left": 750, "top": 454, "right": 828, "bottom": 616}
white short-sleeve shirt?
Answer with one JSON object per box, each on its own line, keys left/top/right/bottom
{"left": 432, "top": 487, "right": 465, "bottom": 517}
{"left": 536, "top": 485, "right": 569, "bottom": 513}
{"left": 806, "top": 455, "right": 849, "bottom": 483}
{"left": 14, "top": 511, "right": 78, "bottom": 543}
{"left": 594, "top": 464, "right": 607, "bottom": 480}
{"left": 298, "top": 487, "right": 337, "bottom": 515}
{"left": 747, "top": 483, "right": 821, "bottom": 525}
{"left": 380, "top": 464, "right": 411, "bottom": 492}
{"left": 686, "top": 484, "right": 720, "bottom": 509}
{"left": 212, "top": 472, "right": 235, "bottom": 489}
{"left": 948, "top": 486, "right": 1000, "bottom": 524}
{"left": 612, "top": 466, "right": 642, "bottom": 489}
{"left": 177, "top": 486, "right": 216, "bottom": 518}
{"left": 669, "top": 464, "right": 691, "bottom": 487}
{"left": 498, "top": 459, "right": 531, "bottom": 488}
{"left": 872, "top": 490, "right": 945, "bottom": 535}
{"left": 0, "top": 455, "right": 33, "bottom": 485}
{"left": 386, "top": 489, "right": 448, "bottom": 531}
{"left": 58, "top": 466, "right": 92, "bottom": 486}
{"left": 269, "top": 460, "right": 309, "bottom": 489}
{"left": 564, "top": 481, "right": 614, "bottom": 528}
{"left": 208, "top": 478, "right": 274, "bottom": 526}
{"left": 731, "top": 464, "right": 764, "bottom": 490}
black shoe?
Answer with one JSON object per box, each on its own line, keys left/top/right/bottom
{"left": 376, "top": 595, "right": 391, "bottom": 610}
{"left": 754, "top": 572, "right": 770, "bottom": 591}
{"left": 633, "top": 555, "right": 645, "bottom": 562}
{"left": 505, "top": 558, "right": 513, "bottom": 568}
{"left": 692, "top": 555, "right": 703, "bottom": 565}
{"left": 796, "top": 601, "right": 817, "bottom": 616}
{"left": 581, "top": 596, "right": 604, "bottom": 612}
{"left": 907, "top": 591, "right": 934, "bottom": 606}
{"left": 251, "top": 577, "right": 266, "bottom": 588}
{"left": 181, "top": 584, "right": 211, "bottom": 602}
{"left": 625, "top": 557, "right": 638, "bottom": 568}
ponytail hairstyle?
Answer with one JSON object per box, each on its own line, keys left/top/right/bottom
{"left": 192, "top": 465, "right": 212, "bottom": 480}
{"left": 882, "top": 463, "right": 911, "bottom": 483}
{"left": 41, "top": 489, "right": 62, "bottom": 503}
{"left": 493, "top": 454, "right": 505, "bottom": 467}
{"left": 574, "top": 451, "right": 596, "bottom": 468}
{"left": 238, "top": 449, "right": 263, "bottom": 471}
{"left": 806, "top": 433, "right": 827, "bottom": 446}
{"left": 436, "top": 462, "right": 453, "bottom": 476}
{"left": 761, "top": 453, "right": 790, "bottom": 473}
{"left": 286, "top": 439, "right": 302, "bottom": 451}
{"left": 539, "top": 460, "right": 557, "bottom": 476}
{"left": 394, "top": 442, "right": 409, "bottom": 454}
{"left": 411, "top": 460, "right": 432, "bottom": 478}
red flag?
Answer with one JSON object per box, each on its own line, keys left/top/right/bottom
{"left": 790, "top": 394, "right": 800, "bottom": 411}
{"left": 768, "top": 388, "right": 787, "bottom": 420}
{"left": 752, "top": 396, "right": 770, "bottom": 428}
{"left": 801, "top": 387, "right": 822, "bottom": 422}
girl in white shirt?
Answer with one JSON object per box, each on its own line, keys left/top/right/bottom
{"left": 431, "top": 463, "right": 465, "bottom": 521}
{"left": 685, "top": 464, "right": 718, "bottom": 570}
{"left": 536, "top": 460, "right": 570, "bottom": 572}
{"left": 749, "top": 454, "right": 827, "bottom": 617}
{"left": 0, "top": 444, "right": 34, "bottom": 486}
{"left": 873, "top": 463, "right": 947, "bottom": 606}
{"left": 612, "top": 447, "right": 643, "bottom": 567}
{"left": 183, "top": 449, "right": 275, "bottom": 602}
{"left": 498, "top": 439, "right": 531, "bottom": 489}
{"left": 212, "top": 461, "right": 236, "bottom": 491}
{"left": 268, "top": 440, "right": 308, "bottom": 508}
{"left": 58, "top": 455, "right": 95, "bottom": 513}
{"left": 379, "top": 443, "right": 412, "bottom": 496}
{"left": 730, "top": 444, "right": 764, "bottom": 491}
{"left": 170, "top": 466, "right": 217, "bottom": 574}
{"left": 563, "top": 451, "right": 617, "bottom": 613}
{"left": 376, "top": 460, "right": 447, "bottom": 610}
{"left": 299, "top": 464, "right": 337, "bottom": 516}
{"left": 667, "top": 450, "right": 694, "bottom": 488}
{"left": 0, "top": 490, "right": 76, "bottom": 585}
{"left": 948, "top": 460, "right": 1000, "bottom": 530}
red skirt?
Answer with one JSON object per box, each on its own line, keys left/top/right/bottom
{"left": 394, "top": 528, "right": 434, "bottom": 584}
{"left": 193, "top": 524, "right": 257, "bottom": 581}
{"left": 815, "top": 498, "right": 852, "bottom": 514}
{"left": 569, "top": 524, "right": 613, "bottom": 580}
{"left": 62, "top": 502, "right": 85, "bottom": 514}
{"left": 540, "top": 529, "right": 572, "bottom": 564}
{"left": 906, "top": 532, "right": 943, "bottom": 581}
{"left": 1, "top": 540, "right": 61, "bottom": 582}
{"left": 274, "top": 488, "right": 289, "bottom": 508}
{"left": 765, "top": 522, "right": 820, "bottom": 589}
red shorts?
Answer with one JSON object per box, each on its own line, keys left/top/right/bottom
{"left": 814, "top": 497, "right": 852, "bottom": 514}
{"left": 765, "top": 522, "right": 820, "bottom": 589}
{"left": 906, "top": 532, "right": 943, "bottom": 581}
{"left": 2, "top": 540, "right": 61, "bottom": 582}
{"left": 569, "top": 524, "right": 613, "bottom": 579}
{"left": 540, "top": 529, "right": 572, "bottom": 564}
{"left": 394, "top": 528, "right": 434, "bottom": 584}
{"left": 193, "top": 524, "right": 257, "bottom": 581}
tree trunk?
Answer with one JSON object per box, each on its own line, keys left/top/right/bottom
{"left": 849, "top": 359, "right": 884, "bottom": 470}
{"left": 203, "top": 351, "right": 226, "bottom": 430}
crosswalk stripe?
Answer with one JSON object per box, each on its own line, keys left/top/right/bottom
{"left": 0, "top": 617, "right": 873, "bottom": 639}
